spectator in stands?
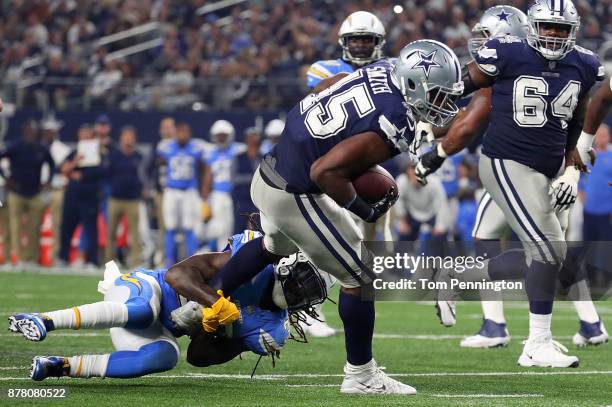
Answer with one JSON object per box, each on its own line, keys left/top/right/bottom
{"left": 105, "top": 126, "right": 144, "bottom": 267}
{"left": 59, "top": 124, "right": 105, "bottom": 267}
{"left": 89, "top": 59, "right": 123, "bottom": 108}
{"left": 0, "top": 120, "right": 55, "bottom": 266}
{"left": 232, "top": 127, "right": 262, "bottom": 233}
{"left": 395, "top": 163, "right": 449, "bottom": 244}
{"left": 40, "top": 115, "right": 70, "bottom": 262}
{"left": 1, "top": 1, "right": 608, "bottom": 111}
{"left": 583, "top": 124, "right": 612, "bottom": 242}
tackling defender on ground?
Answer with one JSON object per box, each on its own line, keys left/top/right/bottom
{"left": 8, "top": 230, "right": 327, "bottom": 380}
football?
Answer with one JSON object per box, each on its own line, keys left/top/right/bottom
{"left": 352, "top": 165, "right": 397, "bottom": 204}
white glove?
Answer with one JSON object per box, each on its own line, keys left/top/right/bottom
{"left": 550, "top": 166, "right": 580, "bottom": 211}
{"left": 409, "top": 121, "right": 435, "bottom": 155}
{"left": 170, "top": 300, "right": 203, "bottom": 336}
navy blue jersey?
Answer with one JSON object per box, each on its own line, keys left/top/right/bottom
{"left": 266, "top": 59, "right": 415, "bottom": 194}
{"left": 474, "top": 37, "right": 604, "bottom": 178}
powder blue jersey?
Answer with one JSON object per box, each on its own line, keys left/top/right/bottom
{"left": 267, "top": 59, "right": 415, "bottom": 194}
{"left": 205, "top": 143, "right": 245, "bottom": 193}
{"left": 582, "top": 150, "right": 612, "bottom": 214}
{"left": 157, "top": 139, "right": 207, "bottom": 190}
{"left": 143, "top": 230, "right": 284, "bottom": 340}
{"left": 306, "top": 58, "right": 354, "bottom": 88}
{"left": 474, "top": 37, "right": 604, "bottom": 178}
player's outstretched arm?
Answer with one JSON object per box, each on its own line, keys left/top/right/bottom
{"left": 461, "top": 61, "right": 494, "bottom": 96}
{"left": 165, "top": 252, "right": 230, "bottom": 307}
{"left": 414, "top": 88, "right": 492, "bottom": 185}
{"left": 441, "top": 88, "right": 492, "bottom": 155}
{"left": 582, "top": 78, "right": 612, "bottom": 136}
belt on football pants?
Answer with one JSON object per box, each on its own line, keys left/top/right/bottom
{"left": 259, "top": 155, "right": 289, "bottom": 191}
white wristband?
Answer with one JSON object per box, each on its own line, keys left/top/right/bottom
{"left": 576, "top": 131, "right": 595, "bottom": 153}
{"left": 437, "top": 142, "right": 448, "bottom": 158}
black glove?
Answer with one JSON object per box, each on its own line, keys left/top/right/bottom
{"left": 415, "top": 145, "right": 447, "bottom": 185}
{"left": 345, "top": 187, "right": 399, "bottom": 223}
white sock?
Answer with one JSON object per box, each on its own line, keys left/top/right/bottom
{"left": 528, "top": 312, "right": 552, "bottom": 341}
{"left": 481, "top": 300, "right": 506, "bottom": 324}
{"left": 44, "top": 302, "right": 128, "bottom": 330}
{"left": 345, "top": 359, "right": 375, "bottom": 373}
{"left": 572, "top": 301, "right": 599, "bottom": 324}
{"left": 68, "top": 355, "right": 110, "bottom": 378}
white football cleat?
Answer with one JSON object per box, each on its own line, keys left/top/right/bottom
{"left": 460, "top": 319, "right": 510, "bottom": 348}
{"left": 435, "top": 300, "right": 456, "bottom": 327}
{"left": 572, "top": 320, "right": 608, "bottom": 347}
{"left": 518, "top": 337, "right": 579, "bottom": 368}
{"left": 300, "top": 312, "right": 335, "bottom": 338}
{"left": 341, "top": 359, "right": 416, "bottom": 395}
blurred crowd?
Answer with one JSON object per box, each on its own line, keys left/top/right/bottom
{"left": 0, "top": 114, "right": 610, "bottom": 271}
{"left": 1, "top": 0, "right": 610, "bottom": 111}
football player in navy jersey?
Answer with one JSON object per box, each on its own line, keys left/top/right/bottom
{"left": 417, "top": 5, "right": 608, "bottom": 350}
{"left": 420, "top": 0, "right": 604, "bottom": 367}
{"left": 191, "top": 39, "right": 463, "bottom": 395}
{"left": 304, "top": 10, "right": 386, "bottom": 339}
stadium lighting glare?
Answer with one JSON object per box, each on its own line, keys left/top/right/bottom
{"left": 393, "top": 4, "right": 403, "bottom": 14}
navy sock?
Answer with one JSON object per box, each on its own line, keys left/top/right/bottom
{"left": 488, "top": 249, "right": 528, "bottom": 281}
{"left": 526, "top": 261, "right": 559, "bottom": 314}
{"left": 209, "top": 237, "right": 274, "bottom": 293}
{"left": 338, "top": 290, "right": 374, "bottom": 366}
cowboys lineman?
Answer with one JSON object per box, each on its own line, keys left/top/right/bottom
{"left": 418, "top": 5, "right": 608, "bottom": 349}
{"left": 420, "top": 0, "right": 605, "bottom": 367}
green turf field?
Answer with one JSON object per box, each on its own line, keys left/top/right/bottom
{"left": 0, "top": 271, "right": 610, "bottom": 406}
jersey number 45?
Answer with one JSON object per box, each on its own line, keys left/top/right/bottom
{"left": 299, "top": 71, "right": 376, "bottom": 138}
{"left": 513, "top": 75, "right": 581, "bottom": 129}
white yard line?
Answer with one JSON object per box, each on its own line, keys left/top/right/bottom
{"left": 1, "top": 371, "right": 611, "bottom": 381}
{"left": 431, "top": 394, "right": 544, "bottom": 398}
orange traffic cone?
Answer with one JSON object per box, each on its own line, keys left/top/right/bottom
{"left": 39, "top": 208, "right": 53, "bottom": 267}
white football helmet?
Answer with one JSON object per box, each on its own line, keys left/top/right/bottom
{"left": 338, "top": 11, "right": 386, "bottom": 66}
{"left": 527, "top": 0, "right": 580, "bottom": 60}
{"left": 210, "top": 119, "right": 235, "bottom": 145}
{"left": 264, "top": 119, "right": 285, "bottom": 140}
